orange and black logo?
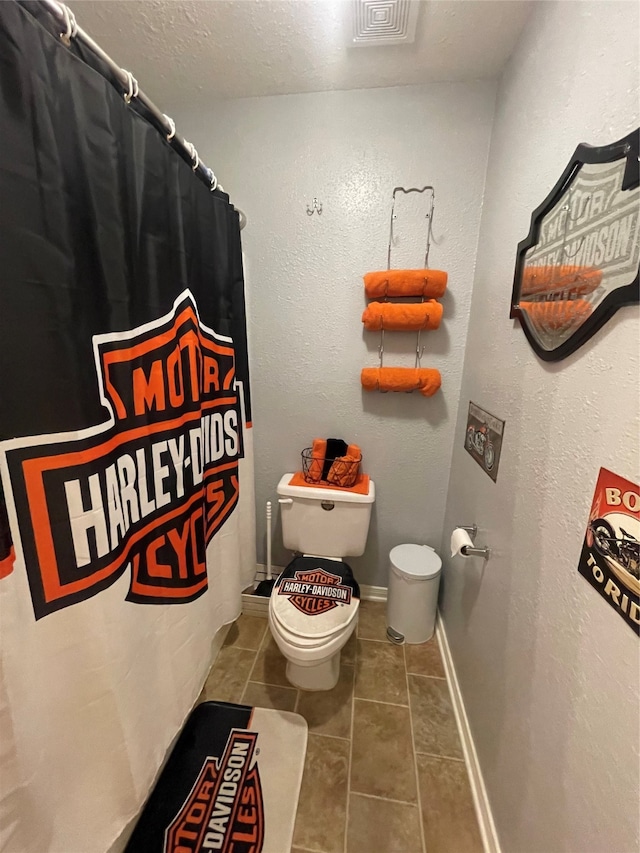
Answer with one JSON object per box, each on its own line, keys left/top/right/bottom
{"left": 278, "top": 568, "right": 352, "bottom": 615}
{"left": 0, "top": 290, "right": 246, "bottom": 619}
{"left": 165, "top": 729, "right": 264, "bottom": 853}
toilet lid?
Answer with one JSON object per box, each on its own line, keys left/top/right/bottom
{"left": 272, "top": 557, "right": 360, "bottom": 639}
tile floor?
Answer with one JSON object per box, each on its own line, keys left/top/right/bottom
{"left": 198, "top": 601, "right": 483, "bottom": 853}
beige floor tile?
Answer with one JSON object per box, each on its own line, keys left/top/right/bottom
{"left": 347, "top": 793, "right": 423, "bottom": 853}
{"left": 250, "top": 630, "right": 291, "bottom": 687}
{"left": 408, "top": 675, "right": 463, "bottom": 759}
{"left": 355, "top": 640, "right": 408, "bottom": 705}
{"left": 292, "top": 733, "right": 350, "bottom": 853}
{"left": 223, "top": 614, "right": 267, "bottom": 650}
{"left": 351, "top": 699, "right": 417, "bottom": 803}
{"left": 201, "top": 646, "right": 256, "bottom": 704}
{"left": 241, "top": 681, "right": 298, "bottom": 711}
{"left": 342, "top": 630, "right": 357, "bottom": 666}
{"left": 296, "top": 665, "right": 354, "bottom": 739}
{"left": 356, "top": 600, "right": 388, "bottom": 641}
{"left": 417, "top": 754, "right": 483, "bottom": 853}
{"left": 404, "top": 637, "right": 446, "bottom": 678}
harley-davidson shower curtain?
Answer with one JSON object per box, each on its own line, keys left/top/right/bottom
{"left": 0, "top": 3, "right": 256, "bottom": 851}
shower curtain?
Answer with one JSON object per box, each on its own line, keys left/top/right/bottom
{"left": 0, "top": 3, "right": 256, "bottom": 851}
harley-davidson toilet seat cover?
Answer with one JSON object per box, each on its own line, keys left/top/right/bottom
{"left": 273, "top": 556, "right": 360, "bottom": 638}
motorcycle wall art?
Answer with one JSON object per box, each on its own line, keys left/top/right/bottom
{"left": 578, "top": 467, "right": 640, "bottom": 635}
{"left": 464, "top": 402, "right": 505, "bottom": 483}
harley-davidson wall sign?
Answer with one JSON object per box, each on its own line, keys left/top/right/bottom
{"left": 511, "top": 129, "right": 639, "bottom": 361}
{"left": 578, "top": 468, "right": 639, "bottom": 635}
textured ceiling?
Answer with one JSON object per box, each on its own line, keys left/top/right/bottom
{"left": 68, "top": 0, "right": 533, "bottom": 105}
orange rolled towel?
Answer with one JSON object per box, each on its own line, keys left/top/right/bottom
{"left": 364, "top": 270, "right": 447, "bottom": 299}
{"left": 361, "top": 367, "right": 441, "bottom": 398}
{"left": 306, "top": 438, "right": 326, "bottom": 482}
{"left": 362, "top": 300, "right": 443, "bottom": 331}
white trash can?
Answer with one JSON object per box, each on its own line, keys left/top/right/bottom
{"left": 386, "top": 544, "right": 442, "bottom": 644}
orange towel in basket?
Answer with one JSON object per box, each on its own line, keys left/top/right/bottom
{"left": 361, "top": 367, "right": 441, "bottom": 398}
{"left": 327, "top": 444, "right": 362, "bottom": 488}
{"left": 362, "top": 300, "right": 443, "bottom": 331}
{"left": 364, "top": 270, "right": 447, "bottom": 299}
{"left": 306, "top": 438, "right": 326, "bottom": 482}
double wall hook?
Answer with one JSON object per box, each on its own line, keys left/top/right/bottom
{"left": 306, "top": 198, "right": 322, "bottom": 216}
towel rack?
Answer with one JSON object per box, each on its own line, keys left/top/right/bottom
{"left": 387, "top": 185, "right": 435, "bottom": 270}
{"left": 378, "top": 186, "right": 436, "bottom": 374}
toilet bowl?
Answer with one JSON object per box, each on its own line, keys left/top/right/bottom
{"left": 268, "top": 555, "right": 360, "bottom": 690}
{"left": 269, "top": 473, "right": 375, "bottom": 691}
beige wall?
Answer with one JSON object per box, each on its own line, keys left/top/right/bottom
{"left": 440, "top": 2, "right": 640, "bottom": 851}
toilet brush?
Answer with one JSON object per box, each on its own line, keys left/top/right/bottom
{"left": 254, "top": 500, "right": 276, "bottom": 597}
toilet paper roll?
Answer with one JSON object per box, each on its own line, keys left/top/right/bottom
{"left": 451, "top": 527, "right": 474, "bottom": 557}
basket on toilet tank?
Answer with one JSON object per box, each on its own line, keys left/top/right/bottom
{"left": 277, "top": 474, "right": 375, "bottom": 557}
{"left": 301, "top": 447, "right": 362, "bottom": 486}
{"left": 386, "top": 544, "right": 442, "bottom": 644}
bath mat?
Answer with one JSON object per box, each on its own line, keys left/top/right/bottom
{"left": 125, "top": 701, "right": 308, "bottom": 853}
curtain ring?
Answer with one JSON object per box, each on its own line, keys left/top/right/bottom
{"left": 185, "top": 140, "right": 199, "bottom": 172}
{"left": 209, "top": 169, "right": 218, "bottom": 192}
{"left": 60, "top": 3, "right": 77, "bottom": 44}
{"left": 163, "top": 114, "right": 176, "bottom": 141}
{"left": 122, "top": 69, "right": 139, "bottom": 104}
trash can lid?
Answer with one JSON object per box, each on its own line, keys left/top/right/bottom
{"left": 390, "top": 544, "right": 442, "bottom": 579}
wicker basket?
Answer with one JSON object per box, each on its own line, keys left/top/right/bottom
{"left": 301, "top": 446, "right": 362, "bottom": 487}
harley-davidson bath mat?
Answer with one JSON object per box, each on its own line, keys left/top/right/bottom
{"left": 125, "top": 701, "right": 308, "bottom": 853}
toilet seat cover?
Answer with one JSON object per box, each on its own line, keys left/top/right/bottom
{"left": 272, "top": 557, "right": 360, "bottom": 639}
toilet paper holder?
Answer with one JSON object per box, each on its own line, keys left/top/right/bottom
{"left": 456, "top": 524, "right": 491, "bottom": 560}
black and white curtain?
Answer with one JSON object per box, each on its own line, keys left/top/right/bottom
{"left": 0, "top": 3, "right": 255, "bottom": 849}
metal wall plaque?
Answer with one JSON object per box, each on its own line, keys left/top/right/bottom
{"left": 464, "top": 402, "right": 505, "bottom": 482}
{"left": 511, "top": 129, "right": 639, "bottom": 361}
{"left": 578, "top": 468, "right": 639, "bottom": 635}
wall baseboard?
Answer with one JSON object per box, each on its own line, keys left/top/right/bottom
{"left": 436, "top": 613, "right": 501, "bottom": 853}
{"left": 242, "top": 590, "right": 270, "bottom": 616}
{"left": 359, "top": 583, "right": 387, "bottom": 602}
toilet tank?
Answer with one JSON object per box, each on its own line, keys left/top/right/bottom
{"left": 277, "top": 473, "right": 375, "bottom": 558}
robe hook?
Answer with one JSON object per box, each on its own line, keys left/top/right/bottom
{"left": 307, "top": 198, "right": 322, "bottom": 216}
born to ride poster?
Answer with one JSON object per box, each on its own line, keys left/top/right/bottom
{"left": 578, "top": 468, "right": 640, "bottom": 635}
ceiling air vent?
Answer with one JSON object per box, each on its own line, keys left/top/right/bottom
{"left": 351, "top": 0, "right": 420, "bottom": 47}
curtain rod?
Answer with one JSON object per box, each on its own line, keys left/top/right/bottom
{"left": 37, "top": 0, "right": 247, "bottom": 229}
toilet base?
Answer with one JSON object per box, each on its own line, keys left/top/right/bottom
{"left": 285, "top": 651, "right": 340, "bottom": 691}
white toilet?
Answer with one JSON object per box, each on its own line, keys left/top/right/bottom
{"left": 268, "top": 473, "right": 376, "bottom": 691}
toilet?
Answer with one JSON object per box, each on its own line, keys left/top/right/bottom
{"left": 269, "top": 473, "right": 376, "bottom": 691}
